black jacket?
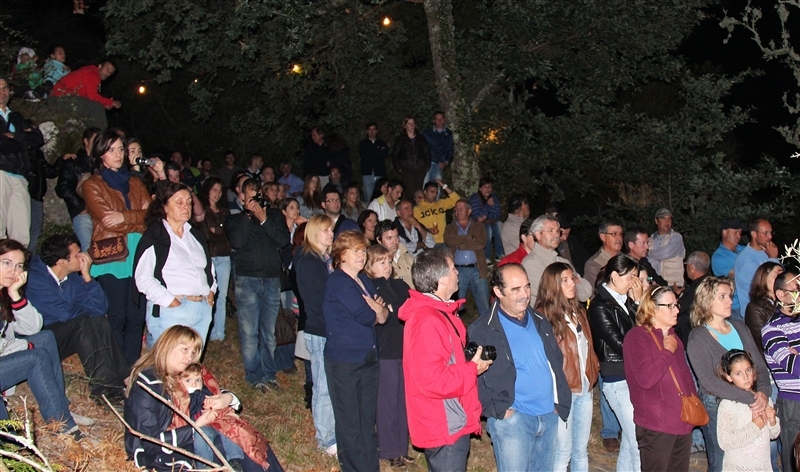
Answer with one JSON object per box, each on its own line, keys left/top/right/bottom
{"left": 391, "top": 133, "right": 431, "bottom": 173}
{"left": 359, "top": 137, "right": 388, "bottom": 176}
{"left": 676, "top": 274, "right": 708, "bottom": 346}
{"left": 0, "top": 111, "right": 43, "bottom": 176}
{"left": 225, "top": 209, "right": 289, "bottom": 278}
{"left": 372, "top": 276, "right": 410, "bottom": 360}
{"left": 468, "top": 301, "right": 571, "bottom": 421}
{"left": 639, "top": 257, "right": 668, "bottom": 287}
{"left": 55, "top": 148, "right": 93, "bottom": 218}
{"left": 124, "top": 368, "right": 195, "bottom": 471}
{"left": 26, "top": 149, "right": 60, "bottom": 201}
{"left": 292, "top": 249, "right": 331, "bottom": 337}
{"left": 588, "top": 285, "right": 637, "bottom": 378}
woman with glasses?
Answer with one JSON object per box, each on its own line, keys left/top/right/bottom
{"left": 686, "top": 276, "right": 772, "bottom": 472}
{"left": 588, "top": 254, "right": 644, "bottom": 472}
{"left": 624, "top": 286, "right": 697, "bottom": 471}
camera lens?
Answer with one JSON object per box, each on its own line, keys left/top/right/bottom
{"left": 482, "top": 345, "right": 497, "bottom": 361}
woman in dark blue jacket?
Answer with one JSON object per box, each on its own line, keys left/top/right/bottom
{"left": 323, "top": 230, "right": 388, "bottom": 471}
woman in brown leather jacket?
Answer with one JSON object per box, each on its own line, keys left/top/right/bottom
{"left": 390, "top": 116, "right": 431, "bottom": 201}
{"left": 83, "top": 129, "right": 150, "bottom": 365}
{"left": 745, "top": 261, "right": 783, "bottom": 354}
{"left": 536, "top": 261, "right": 599, "bottom": 472}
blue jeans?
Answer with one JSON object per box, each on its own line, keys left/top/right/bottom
{"left": 146, "top": 298, "right": 212, "bottom": 348}
{"left": 304, "top": 332, "right": 336, "bottom": 449}
{"left": 424, "top": 433, "right": 470, "bottom": 472}
{"left": 235, "top": 276, "right": 281, "bottom": 385}
{"left": 0, "top": 331, "right": 76, "bottom": 432}
{"left": 554, "top": 390, "right": 593, "bottom": 472}
{"left": 598, "top": 375, "right": 621, "bottom": 439}
{"left": 456, "top": 266, "right": 490, "bottom": 317}
{"left": 72, "top": 213, "right": 94, "bottom": 252}
{"left": 487, "top": 410, "right": 559, "bottom": 472}
{"left": 362, "top": 174, "right": 382, "bottom": 203}
{"left": 483, "top": 221, "right": 505, "bottom": 260}
{"left": 699, "top": 392, "right": 723, "bottom": 472}
{"left": 602, "top": 380, "right": 640, "bottom": 472}
{"left": 423, "top": 163, "right": 444, "bottom": 198}
{"left": 193, "top": 425, "right": 244, "bottom": 467}
{"left": 29, "top": 199, "right": 43, "bottom": 255}
{"left": 209, "top": 256, "right": 231, "bottom": 341}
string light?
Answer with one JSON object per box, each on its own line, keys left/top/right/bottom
{"left": 291, "top": 64, "right": 302, "bottom": 74}
{"left": 138, "top": 85, "right": 146, "bottom": 94}
{"left": 382, "top": 17, "right": 391, "bottom": 26}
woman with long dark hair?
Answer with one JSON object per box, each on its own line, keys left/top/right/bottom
{"left": 537, "top": 262, "right": 599, "bottom": 472}
{"left": 194, "top": 176, "right": 231, "bottom": 342}
{"left": 298, "top": 174, "right": 323, "bottom": 219}
{"left": 82, "top": 129, "right": 150, "bottom": 365}
{"left": 391, "top": 116, "right": 431, "bottom": 201}
{"left": 357, "top": 209, "right": 379, "bottom": 245}
{"left": 134, "top": 182, "right": 216, "bottom": 347}
{"left": 342, "top": 182, "right": 366, "bottom": 221}
{"left": 588, "top": 254, "right": 644, "bottom": 472}
{"left": 745, "top": 261, "right": 784, "bottom": 352}
{"left": 0, "top": 239, "right": 85, "bottom": 439}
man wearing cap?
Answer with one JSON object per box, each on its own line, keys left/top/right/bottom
{"left": 733, "top": 217, "right": 780, "bottom": 315}
{"left": 648, "top": 208, "right": 686, "bottom": 287}
{"left": 712, "top": 220, "right": 747, "bottom": 318}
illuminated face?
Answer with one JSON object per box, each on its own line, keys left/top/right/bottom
{"left": 404, "top": 118, "right": 416, "bottom": 135}
{"left": 51, "top": 47, "right": 66, "bottom": 63}
{"left": 600, "top": 225, "right": 623, "bottom": 253}
{"left": 98, "top": 62, "right": 116, "bottom": 80}
{"left": 710, "top": 284, "right": 734, "bottom": 320}
{"left": 208, "top": 183, "right": 223, "bottom": 205}
{"left": 433, "top": 113, "right": 445, "bottom": 129}
{"left": 560, "top": 269, "right": 576, "bottom": 300}
{"left": 101, "top": 139, "right": 126, "bottom": 171}
{"left": 166, "top": 342, "right": 198, "bottom": 375}
{"left": 479, "top": 183, "right": 492, "bottom": 198}
{"left": 424, "top": 185, "right": 438, "bottom": 203}
{"left": 165, "top": 190, "right": 193, "bottom": 224}
{"left": 753, "top": 221, "right": 773, "bottom": 249}
{"left": 370, "top": 257, "right": 393, "bottom": 279}
{"left": 494, "top": 267, "right": 531, "bottom": 318}
{"left": 628, "top": 233, "right": 649, "bottom": 260}
{"left": 379, "top": 229, "right": 400, "bottom": 254}
{"left": 725, "top": 359, "right": 755, "bottom": 391}
{"left": 536, "top": 220, "right": 562, "bottom": 251}
{"left": 282, "top": 200, "right": 300, "bottom": 221}
{"left": 0, "top": 249, "right": 25, "bottom": 289}
{"left": 454, "top": 202, "right": 471, "bottom": 223}
{"left": 397, "top": 201, "right": 414, "bottom": 221}
{"left": 261, "top": 167, "right": 275, "bottom": 183}
{"left": 316, "top": 226, "right": 334, "bottom": 250}
{"left": 653, "top": 291, "right": 679, "bottom": 330}
{"left": 127, "top": 142, "right": 142, "bottom": 165}
{"left": 181, "top": 373, "right": 203, "bottom": 393}
{"left": 655, "top": 215, "right": 672, "bottom": 234}
{"left": 366, "top": 125, "right": 379, "bottom": 140}
{"left": 341, "top": 247, "right": 367, "bottom": 273}
{"left": 388, "top": 185, "right": 403, "bottom": 202}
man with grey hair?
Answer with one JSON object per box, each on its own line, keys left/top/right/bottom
{"left": 444, "top": 199, "right": 490, "bottom": 317}
{"left": 521, "top": 214, "right": 593, "bottom": 307}
{"left": 584, "top": 219, "right": 624, "bottom": 287}
{"left": 675, "top": 251, "right": 710, "bottom": 346}
{"left": 399, "top": 246, "right": 491, "bottom": 471}
{"left": 648, "top": 208, "right": 686, "bottom": 287}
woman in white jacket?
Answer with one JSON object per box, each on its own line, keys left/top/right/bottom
{"left": 0, "top": 239, "right": 84, "bottom": 439}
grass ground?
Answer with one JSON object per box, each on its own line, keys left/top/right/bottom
{"left": 5, "top": 310, "right": 710, "bottom": 471}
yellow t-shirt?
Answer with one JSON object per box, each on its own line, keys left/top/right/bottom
{"left": 414, "top": 191, "right": 460, "bottom": 244}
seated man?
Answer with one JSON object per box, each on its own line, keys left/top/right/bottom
{"left": 25, "top": 234, "right": 130, "bottom": 403}
{"left": 49, "top": 58, "right": 120, "bottom": 129}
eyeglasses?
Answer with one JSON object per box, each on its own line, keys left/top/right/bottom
{"left": 324, "top": 198, "right": 340, "bottom": 203}
{"left": 656, "top": 303, "right": 680, "bottom": 310}
{"left": 0, "top": 259, "right": 25, "bottom": 272}
{"left": 603, "top": 232, "right": 622, "bottom": 237}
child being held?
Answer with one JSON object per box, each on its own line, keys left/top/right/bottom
{"left": 178, "top": 363, "right": 269, "bottom": 471}
{"left": 716, "top": 349, "right": 780, "bottom": 471}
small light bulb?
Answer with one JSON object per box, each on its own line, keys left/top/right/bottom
{"left": 138, "top": 85, "right": 146, "bottom": 94}
{"left": 193, "top": 78, "right": 198, "bottom": 83}
{"left": 292, "top": 64, "right": 302, "bottom": 74}
{"left": 382, "top": 17, "right": 391, "bottom": 26}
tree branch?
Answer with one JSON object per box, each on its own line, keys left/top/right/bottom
{"left": 470, "top": 71, "right": 504, "bottom": 111}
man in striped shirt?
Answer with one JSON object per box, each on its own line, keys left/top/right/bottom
{"left": 762, "top": 269, "right": 800, "bottom": 472}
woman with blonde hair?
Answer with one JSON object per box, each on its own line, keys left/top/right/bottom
{"left": 292, "top": 214, "right": 337, "bottom": 455}
{"left": 625, "top": 286, "right": 697, "bottom": 471}
{"left": 686, "top": 276, "right": 772, "bottom": 472}
{"left": 365, "top": 244, "right": 413, "bottom": 467}
{"left": 323, "top": 230, "right": 388, "bottom": 471}
{"left": 124, "top": 325, "right": 282, "bottom": 471}
{"left": 536, "top": 261, "right": 599, "bottom": 472}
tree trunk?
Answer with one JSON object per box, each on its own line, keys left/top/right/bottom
{"left": 422, "top": 0, "right": 479, "bottom": 192}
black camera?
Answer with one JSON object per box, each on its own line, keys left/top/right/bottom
{"left": 253, "top": 192, "right": 271, "bottom": 209}
{"left": 464, "top": 342, "right": 496, "bottom": 361}
{"left": 134, "top": 157, "right": 157, "bottom": 167}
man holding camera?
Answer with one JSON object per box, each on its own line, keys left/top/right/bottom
{"left": 226, "top": 178, "right": 290, "bottom": 392}
{"left": 399, "top": 247, "right": 491, "bottom": 472}
{"left": 468, "top": 263, "right": 571, "bottom": 472}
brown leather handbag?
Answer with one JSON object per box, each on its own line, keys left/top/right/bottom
{"left": 648, "top": 329, "right": 709, "bottom": 426}
{"left": 89, "top": 235, "right": 129, "bottom": 264}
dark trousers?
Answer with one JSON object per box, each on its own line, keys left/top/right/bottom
{"left": 44, "top": 314, "right": 130, "bottom": 397}
{"left": 376, "top": 358, "right": 409, "bottom": 459}
{"left": 96, "top": 274, "right": 146, "bottom": 366}
{"left": 635, "top": 426, "right": 691, "bottom": 472}
{"left": 424, "top": 433, "right": 471, "bottom": 472}
{"left": 325, "top": 349, "right": 380, "bottom": 472}
{"left": 778, "top": 397, "right": 800, "bottom": 472}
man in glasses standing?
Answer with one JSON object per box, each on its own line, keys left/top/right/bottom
{"left": 584, "top": 219, "right": 624, "bottom": 287}
{"left": 734, "top": 218, "right": 780, "bottom": 316}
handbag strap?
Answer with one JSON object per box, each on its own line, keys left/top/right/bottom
{"left": 647, "top": 328, "right": 685, "bottom": 397}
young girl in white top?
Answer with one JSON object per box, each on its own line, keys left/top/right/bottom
{"left": 717, "top": 349, "right": 780, "bottom": 471}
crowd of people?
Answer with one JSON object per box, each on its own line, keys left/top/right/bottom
{"left": 3, "top": 51, "right": 800, "bottom": 472}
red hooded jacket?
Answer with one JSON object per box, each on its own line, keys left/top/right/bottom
{"left": 399, "top": 290, "right": 481, "bottom": 448}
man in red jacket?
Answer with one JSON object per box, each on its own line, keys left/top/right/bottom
{"left": 50, "top": 59, "right": 120, "bottom": 128}
{"left": 399, "top": 246, "right": 492, "bottom": 472}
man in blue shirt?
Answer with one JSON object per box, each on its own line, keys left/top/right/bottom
{"left": 421, "top": 111, "right": 453, "bottom": 192}
{"left": 734, "top": 217, "right": 780, "bottom": 315}
{"left": 712, "top": 219, "right": 747, "bottom": 318}
{"left": 468, "top": 263, "right": 570, "bottom": 471}
{"left": 25, "top": 234, "right": 129, "bottom": 404}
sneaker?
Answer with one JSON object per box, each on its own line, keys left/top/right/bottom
{"left": 71, "top": 412, "right": 95, "bottom": 426}
{"left": 65, "top": 426, "right": 85, "bottom": 441}
{"left": 323, "top": 443, "right": 337, "bottom": 456}
{"left": 401, "top": 455, "right": 415, "bottom": 464}
{"left": 266, "top": 379, "right": 282, "bottom": 392}
{"left": 388, "top": 457, "right": 406, "bottom": 468}
{"left": 254, "top": 383, "right": 270, "bottom": 394}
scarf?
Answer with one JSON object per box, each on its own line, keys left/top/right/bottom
{"left": 169, "top": 366, "right": 269, "bottom": 469}
{"left": 100, "top": 166, "right": 131, "bottom": 209}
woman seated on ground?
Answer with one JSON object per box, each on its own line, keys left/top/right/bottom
{"left": 298, "top": 175, "right": 323, "bottom": 219}
{"left": 358, "top": 209, "right": 379, "bottom": 245}
{"left": 0, "top": 239, "right": 87, "bottom": 439}
{"left": 124, "top": 325, "right": 283, "bottom": 471}
{"left": 342, "top": 182, "right": 365, "bottom": 221}
{"left": 134, "top": 182, "right": 216, "bottom": 347}
{"left": 745, "top": 261, "right": 784, "bottom": 353}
